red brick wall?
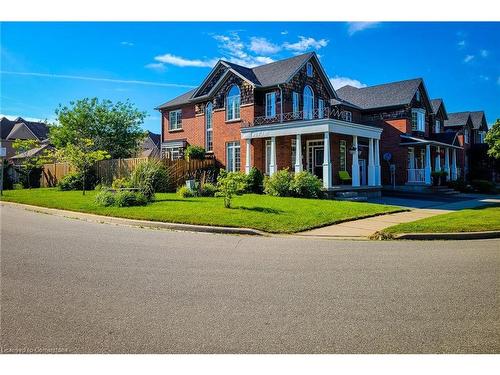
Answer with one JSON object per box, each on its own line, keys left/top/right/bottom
{"left": 379, "top": 119, "right": 410, "bottom": 185}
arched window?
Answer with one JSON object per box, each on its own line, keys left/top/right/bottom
{"left": 205, "top": 102, "right": 213, "bottom": 152}
{"left": 303, "top": 85, "right": 314, "bottom": 120}
{"left": 226, "top": 85, "right": 241, "bottom": 121}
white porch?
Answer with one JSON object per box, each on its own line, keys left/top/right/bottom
{"left": 241, "top": 118, "right": 383, "bottom": 190}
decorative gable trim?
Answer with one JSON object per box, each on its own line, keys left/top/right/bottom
{"left": 6, "top": 122, "right": 40, "bottom": 141}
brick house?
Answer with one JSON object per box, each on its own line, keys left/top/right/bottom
{"left": 444, "top": 112, "right": 474, "bottom": 180}
{"left": 0, "top": 116, "right": 49, "bottom": 159}
{"left": 157, "top": 52, "right": 383, "bottom": 194}
{"left": 337, "top": 80, "right": 462, "bottom": 186}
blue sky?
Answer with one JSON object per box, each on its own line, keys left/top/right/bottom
{"left": 1, "top": 22, "right": 498, "bottom": 132}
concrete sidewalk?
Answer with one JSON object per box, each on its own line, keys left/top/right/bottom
{"left": 297, "top": 196, "right": 500, "bottom": 239}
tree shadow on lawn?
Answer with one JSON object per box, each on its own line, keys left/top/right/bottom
{"left": 233, "top": 205, "right": 284, "bottom": 214}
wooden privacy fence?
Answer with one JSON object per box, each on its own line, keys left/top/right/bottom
{"left": 41, "top": 157, "right": 217, "bottom": 189}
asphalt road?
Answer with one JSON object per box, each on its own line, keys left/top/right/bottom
{"left": 1, "top": 204, "right": 499, "bottom": 353}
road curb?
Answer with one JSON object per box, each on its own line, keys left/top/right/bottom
{"left": 0, "top": 201, "right": 266, "bottom": 236}
{"left": 392, "top": 231, "right": 500, "bottom": 240}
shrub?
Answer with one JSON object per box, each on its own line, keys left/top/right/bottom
{"left": 246, "top": 167, "right": 264, "bottom": 194}
{"left": 264, "top": 169, "right": 294, "bottom": 197}
{"left": 216, "top": 169, "right": 248, "bottom": 208}
{"left": 13, "top": 183, "right": 24, "bottom": 190}
{"left": 448, "top": 180, "right": 473, "bottom": 193}
{"left": 130, "top": 160, "right": 171, "bottom": 200}
{"left": 200, "top": 182, "right": 217, "bottom": 197}
{"left": 291, "top": 171, "right": 324, "bottom": 198}
{"left": 94, "top": 190, "right": 116, "bottom": 206}
{"left": 57, "top": 171, "right": 96, "bottom": 191}
{"left": 114, "top": 190, "right": 148, "bottom": 207}
{"left": 111, "top": 177, "right": 131, "bottom": 190}
{"left": 470, "top": 179, "right": 497, "bottom": 194}
{"left": 177, "top": 185, "right": 197, "bottom": 198}
{"left": 185, "top": 145, "right": 206, "bottom": 161}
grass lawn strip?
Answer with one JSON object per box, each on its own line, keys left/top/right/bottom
{"left": 381, "top": 204, "right": 500, "bottom": 235}
{"left": 1, "top": 188, "right": 403, "bottom": 234}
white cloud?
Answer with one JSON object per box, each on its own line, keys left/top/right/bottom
{"left": 497, "top": 76, "right": 500, "bottom": 85}
{"left": 213, "top": 33, "right": 275, "bottom": 67}
{"left": 464, "top": 55, "right": 475, "bottom": 63}
{"left": 283, "top": 36, "right": 328, "bottom": 52}
{"left": 457, "top": 40, "right": 466, "bottom": 48}
{"left": 120, "top": 41, "right": 134, "bottom": 46}
{"left": 249, "top": 37, "right": 281, "bottom": 55}
{"left": 480, "top": 49, "right": 489, "bottom": 57}
{"left": 329, "top": 76, "right": 367, "bottom": 90}
{"left": 145, "top": 62, "right": 167, "bottom": 72}
{"left": 479, "top": 75, "right": 490, "bottom": 81}
{"left": 0, "top": 70, "right": 196, "bottom": 88}
{"left": 280, "top": 31, "right": 288, "bottom": 35}
{"left": 347, "top": 22, "right": 380, "bottom": 36}
{"left": 154, "top": 53, "right": 217, "bottom": 68}
{"left": 0, "top": 113, "right": 48, "bottom": 122}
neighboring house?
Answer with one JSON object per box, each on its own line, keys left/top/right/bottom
{"left": 139, "top": 131, "right": 161, "bottom": 158}
{"left": 0, "top": 116, "right": 49, "bottom": 159}
{"left": 444, "top": 112, "right": 474, "bottom": 180}
{"left": 337, "top": 79, "right": 462, "bottom": 186}
{"left": 469, "top": 111, "right": 489, "bottom": 144}
{"left": 157, "top": 52, "right": 383, "bottom": 194}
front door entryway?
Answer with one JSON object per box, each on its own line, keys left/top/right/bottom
{"left": 307, "top": 140, "right": 324, "bottom": 180}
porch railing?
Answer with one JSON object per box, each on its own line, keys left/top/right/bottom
{"left": 250, "top": 107, "right": 347, "bottom": 127}
{"left": 407, "top": 168, "right": 426, "bottom": 184}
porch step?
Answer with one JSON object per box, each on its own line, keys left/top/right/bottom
{"left": 334, "top": 191, "right": 368, "bottom": 202}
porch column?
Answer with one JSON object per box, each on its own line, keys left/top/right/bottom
{"left": 294, "top": 134, "right": 303, "bottom": 173}
{"left": 322, "top": 132, "right": 332, "bottom": 189}
{"left": 269, "top": 136, "right": 276, "bottom": 176}
{"left": 435, "top": 146, "right": 441, "bottom": 171}
{"left": 444, "top": 148, "right": 450, "bottom": 181}
{"left": 351, "top": 135, "right": 360, "bottom": 187}
{"left": 424, "top": 144, "right": 431, "bottom": 185}
{"left": 368, "top": 138, "right": 376, "bottom": 186}
{"left": 375, "top": 139, "right": 381, "bottom": 186}
{"left": 245, "top": 139, "right": 251, "bottom": 174}
{"left": 451, "top": 148, "right": 457, "bottom": 181}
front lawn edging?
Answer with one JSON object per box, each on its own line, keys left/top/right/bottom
{"left": 371, "top": 230, "right": 500, "bottom": 241}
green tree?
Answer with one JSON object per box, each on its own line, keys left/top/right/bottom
{"left": 50, "top": 98, "right": 147, "bottom": 159}
{"left": 12, "top": 139, "right": 52, "bottom": 188}
{"left": 54, "top": 138, "right": 110, "bottom": 195}
{"left": 485, "top": 119, "right": 500, "bottom": 159}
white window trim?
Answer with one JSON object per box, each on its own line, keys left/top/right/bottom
{"left": 434, "top": 119, "right": 441, "bottom": 133}
{"left": 415, "top": 90, "right": 421, "bottom": 102}
{"left": 265, "top": 92, "right": 276, "bottom": 118}
{"left": 411, "top": 108, "right": 426, "bottom": 132}
{"left": 292, "top": 91, "right": 299, "bottom": 118}
{"left": 303, "top": 85, "right": 314, "bottom": 120}
{"left": 205, "top": 103, "right": 213, "bottom": 152}
{"left": 226, "top": 85, "right": 241, "bottom": 121}
{"left": 464, "top": 128, "right": 469, "bottom": 144}
{"left": 342, "top": 111, "right": 352, "bottom": 123}
{"left": 226, "top": 141, "right": 241, "bottom": 172}
{"left": 306, "top": 62, "right": 313, "bottom": 77}
{"left": 318, "top": 99, "right": 324, "bottom": 119}
{"left": 168, "top": 109, "right": 182, "bottom": 131}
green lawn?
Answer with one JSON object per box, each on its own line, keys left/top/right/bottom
{"left": 1, "top": 188, "right": 403, "bottom": 233}
{"left": 382, "top": 204, "right": 500, "bottom": 235}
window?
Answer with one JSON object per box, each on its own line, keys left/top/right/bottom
{"left": 434, "top": 119, "right": 441, "bottom": 134}
{"left": 318, "top": 99, "right": 324, "bottom": 119}
{"left": 306, "top": 62, "right": 313, "bottom": 77}
{"left": 303, "top": 85, "right": 314, "bottom": 120}
{"left": 226, "top": 141, "right": 240, "bottom": 172}
{"left": 162, "top": 146, "right": 183, "bottom": 160}
{"left": 265, "top": 92, "right": 276, "bottom": 118}
{"left": 226, "top": 85, "right": 241, "bottom": 121}
{"left": 205, "top": 102, "right": 213, "bottom": 152}
{"left": 415, "top": 90, "right": 421, "bottom": 102}
{"left": 464, "top": 128, "right": 469, "bottom": 144}
{"left": 339, "top": 140, "right": 347, "bottom": 171}
{"left": 168, "top": 110, "right": 182, "bottom": 131}
{"left": 411, "top": 109, "right": 425, "bottom": 132}
{"left": 341, "top": 111, "right": 352, "bottom": 122}
{"left": 292, "top": 91, "right": 299, "bottom": 118}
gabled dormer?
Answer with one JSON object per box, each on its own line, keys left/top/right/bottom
{"left": 430, "top": 98, "right": 449, "bottom": 134}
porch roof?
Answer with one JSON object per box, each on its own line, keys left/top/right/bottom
{"left": 399, "top": 134, "right": 462, "bottom": 149}
{"left": 241, "top": 118, "right": 382, "bottom": 140}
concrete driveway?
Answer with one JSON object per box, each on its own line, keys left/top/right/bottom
{"left": 1, "top": 204, "right": 499, "bottom": 353}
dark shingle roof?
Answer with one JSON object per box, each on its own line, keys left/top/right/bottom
{"left": 469, "top": 111, "right": 486, "bottom": 130}
{"left": 430, "top": 99, "right": 443, "bottom": 114}
{"left": 444, "top": 112, "right": 470, "bottom": 128}
{"left": 157, "top": 52, "right": 319, "bottom": 110}
{"left": 0, "top": 116, "right": 49, "bottom": 140}
{"left": 336, "top": 78, "right": 422, "bottom": 110}
{"left": 147, "top": 131, "right": 161, "bottom": 148}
